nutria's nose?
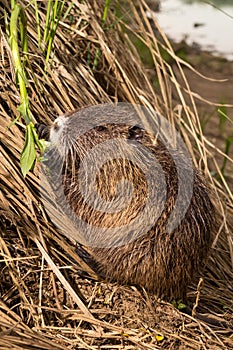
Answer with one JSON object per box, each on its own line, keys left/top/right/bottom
{"left": 35, "top": 123, "right": 50, "bottom": 140}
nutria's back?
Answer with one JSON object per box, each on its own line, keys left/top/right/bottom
{"left": 39, "top": 103, "right": 216, "bottom": 300}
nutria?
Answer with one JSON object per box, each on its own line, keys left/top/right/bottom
{"left": 38, "top": 103, "right": 217, "bottom": 301}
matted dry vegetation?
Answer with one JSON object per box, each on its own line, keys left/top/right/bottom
{"left": 0, "top": 0, "right": 233, "bottom": 349}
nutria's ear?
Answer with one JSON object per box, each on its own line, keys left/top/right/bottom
{"left": 35, "top": 123, "right": 50, "bottom": 140}
{"left": 128, "top": 125, "right": 144, "bottom": 142}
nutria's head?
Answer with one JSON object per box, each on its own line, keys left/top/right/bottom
{"left": 39, "top": 103, "right": 217, "bottom": 300}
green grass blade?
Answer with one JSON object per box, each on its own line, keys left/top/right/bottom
{"left": 43, "top": 0, "right": 52, "bottom": 44}
{"left": 9, "top": 4, "right": 31, "bottom": 124}
{"left": 33, "top": 0, "right": 42, "bottom": 48}
{"left": 20, "top": 123, "right": 37, "bottom": 177}
{"left": 102, "top": 0, "right": 111, "bottom": 24}
{"left": 19, "top": 6, "right": 28, "bottom": 55}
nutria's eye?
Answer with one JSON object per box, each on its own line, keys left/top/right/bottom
{"left": 95, "top": 125, "right": 108, "bottom": 132}
{"left": 128, "top": 125, "right": 144, "bottom": 142}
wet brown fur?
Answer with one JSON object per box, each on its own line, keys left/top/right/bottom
{"left": 43, "top": 109, "right": 217, "bottom": 301}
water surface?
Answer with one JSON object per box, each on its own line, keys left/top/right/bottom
{"left": 155, "top": 0, "right": 233, "bottom": 60}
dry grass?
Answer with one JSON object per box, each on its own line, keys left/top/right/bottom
{"left": 0, "top": 0, "right": 233, "bottom": 349}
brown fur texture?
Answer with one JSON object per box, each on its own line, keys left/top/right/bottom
{"left": 39, "top": 107, "right": 217, "bottom": 301}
